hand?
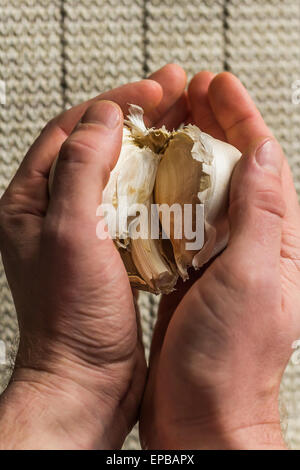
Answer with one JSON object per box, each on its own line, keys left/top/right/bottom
{"left": 140, "top": 72, "right": 300, "bottom": 449}
{"left": 0, "top": 64, "right": 188, "bottom": 449}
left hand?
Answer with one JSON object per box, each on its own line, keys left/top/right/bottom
{"left": 0, "top": 64, "right": 188, "bottom": 449}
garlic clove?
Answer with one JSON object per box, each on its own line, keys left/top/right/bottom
{"left": 154, "top": 130, "right": 205, "bottom": 279}
{"left": 130, "top": 199, "right": 178, "bottom": 294}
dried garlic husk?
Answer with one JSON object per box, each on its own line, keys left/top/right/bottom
{"left": 154, "top": 125, "right": 241, "bottom": 279}
{"left": 49, "top": 104, "right": 241, "bottom": 295}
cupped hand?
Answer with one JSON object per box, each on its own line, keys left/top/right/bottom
{"left": 140, "top": 72, "right": 300, "bottom": 449}
{"left": 0, "top": 64, "right": 188, "bottom": 449}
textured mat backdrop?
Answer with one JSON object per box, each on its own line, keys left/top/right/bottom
{"left": 0, "top": 0, "right": 300, "bottom": 450}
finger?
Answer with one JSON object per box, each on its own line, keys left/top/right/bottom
{"left": 154, "top": 92, "right": 189, "bottom": 130}
{"left": 47, "top": 100, "right": 123, "bottom": 221}
{"left": 208, "top": 72, "right": 300, "bottom": 266}
{"left": 188, "top": 71, "right": 226, "bottom": 140}
{"left": 16, "top": 80, "right": 163, "bottom": 180}
{"left": 149, "top": 256, "right": 217, "bottom": 366}
{"left": 9, "top": 65, "right": 186, "bottom": 196}
{"left": 147, "top": 63, "right": 187, "bottom": 125}
{"left": 6, "top": 65, "right": 186, "bottom": 215}
{"left": 226, "top": 137, "right": 285, "bottom": 270}
{"left": 151, "top": 277, "right": 194, "bottom": 363}
{"left": 4, "top": 79, "right": 163, "bottom": 212}
{"left": 208, "top": 72, "right": 272, "bottom": 153}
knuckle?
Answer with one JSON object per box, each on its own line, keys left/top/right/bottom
{"left": 40, "top": 117, "right": 58, "bottom": 137}
{"left": 43, "top": 220, "right": 75, "bottom": 252}
{"left": 59, "top": 138, "right": 87, "bottom": 165}
{"left": 253, "top": 186, "right": 285, "bottom": 219}
{"left": 219, "top": 253, "right": 277, "bottom": 294}
{"left": 0, "top": 199, "right": 24, "bottom": 249}
{"left": 231, "top": 167, "right": 286, "bottom": 221}
{"left": 0, "top": 196, "right": 4, "bottom": 217}
{"left": 0, "top": 204, "right": 6, "bottom": 244}
{"left": 231, "top": 260, "right": 277, "bottom": 294}
{"left": 58, "top": 135, "right": 110, "bottom": 184}
{"left": 59, "top": 135, "right": 101, "bottom": 168}
{"left": 0, "top": 193, "right": 12, "bottom": 227}
{"left": 231, "top": 186, "right": 285, "bottom": 220}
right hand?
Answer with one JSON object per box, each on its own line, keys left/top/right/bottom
{"left": 140, "top": 71, "right": 300, "bottom": 450}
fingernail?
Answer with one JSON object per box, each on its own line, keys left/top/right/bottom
{"left": 255, "top": 139, "right": 283, "bottom": 176}
{"left": 82, "top": 100, "right": 121, "bottom": 129}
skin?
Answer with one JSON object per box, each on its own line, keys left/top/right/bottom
{"left": 0, "top": 64, "right": 299, "bottom": 449}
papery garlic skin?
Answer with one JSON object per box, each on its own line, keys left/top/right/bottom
{"left": 192, "top": 134, "right": 242, "bottom": 269}
{"left": 102, "top": 127, "right": 160, "bottom": 245}
{"left": 154, "top": 130, "right": 205, "bottom": 279}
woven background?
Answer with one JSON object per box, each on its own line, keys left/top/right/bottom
{"left": 1, "top": 0, "right": 300, "bottom": 449}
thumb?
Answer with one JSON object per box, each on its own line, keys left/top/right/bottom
{"left": 48, "top": 100, "right": 123, "bottom": 220}
{"left": 227, "top": 138, "right": 285, "bottom": 269}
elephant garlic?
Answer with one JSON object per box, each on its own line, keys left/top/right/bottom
{"left": 49, "top": 104, "right": 241, "bottom": 295}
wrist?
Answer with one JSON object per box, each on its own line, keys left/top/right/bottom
{"left": 144, "top": 380, "right": 286, "bottom": 450}
{"left": 146, "top": 394, "right": 286, "bottom": 450}
{"left": 150, "top": 421, "right": 286, "bottom": 450}
{"left": 0, "top": 367, "right": 127, "bottom": 449}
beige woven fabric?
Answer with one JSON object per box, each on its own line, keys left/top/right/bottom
{"left": 0, "top": 0, "right": 64, "bottom": 388}
{"left": 1, "top": 0, "right": 300, "bottom": 450}
{"left": 225, "top": 0, "right": 300, "bottom": 191}
{"left": 63, "top": 0, "right": 145, "bottom": 107}
{"left": 145, "top": 0, "right": 225, "bottom": 76}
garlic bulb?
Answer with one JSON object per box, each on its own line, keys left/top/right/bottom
{"left": 49, "top": 104, "right": 241, "bottom": 295}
